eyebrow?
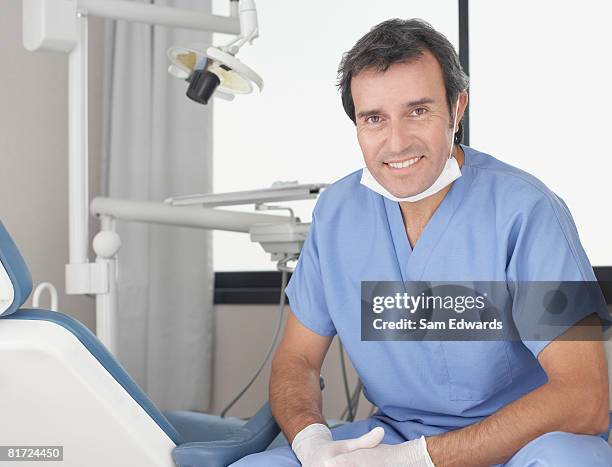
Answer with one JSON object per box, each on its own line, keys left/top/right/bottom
{"left": 402, "top": 97, "right": 436, "bottom": 108}
{"left": 356, "top": 97, "right": 436, "bottom": 119}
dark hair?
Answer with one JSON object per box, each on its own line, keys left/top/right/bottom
{"left": 337, "top": 18, "right": 469, "bottom": 144}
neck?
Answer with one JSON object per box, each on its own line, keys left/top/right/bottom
{"left": 398, "top": 144, "right": 464, "bottom": 227}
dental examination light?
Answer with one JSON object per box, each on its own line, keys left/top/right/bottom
{"left": 167, "top": 0, "right": 263, "bottom": 104}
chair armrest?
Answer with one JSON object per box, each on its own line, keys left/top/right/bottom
{"left": 172, "top": 376, "right": 326, "bottom": 466}
{"left": 172, "top": 403, "right": 280, "bottom": 467}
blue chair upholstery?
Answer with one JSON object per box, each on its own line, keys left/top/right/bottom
{"left": 0, "top": 219, "right": 282, "bottom": 466}
{"left": 168, "top": 378, "right": 326, "bottom": 466}
{"left": 171, "top": 404, "right": 281, "bottom": 467}
{"left": 0, "top": 221, "right": 32, "bottom": 317}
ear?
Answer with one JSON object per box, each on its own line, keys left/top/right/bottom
{"left": 456, "top": 91, "right": 469, "bottom": 130}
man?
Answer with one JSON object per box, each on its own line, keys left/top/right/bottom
{"left": 233, "top": 18, "right": 612, "bottom": 466}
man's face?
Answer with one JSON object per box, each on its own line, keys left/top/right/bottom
{"left": 351, "top": 49, "right": 459, "bottom": 198}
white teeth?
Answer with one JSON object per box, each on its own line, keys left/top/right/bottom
{"left": 387, "top": 156, "right": 422, "bottom": 169}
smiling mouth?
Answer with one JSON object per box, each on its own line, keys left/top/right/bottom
{"left": 384, "top": 155, "right": 424, "bottom": 169}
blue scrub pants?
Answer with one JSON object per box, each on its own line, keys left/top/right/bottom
{"left": 230, "top": 416, "right": 612, "bottom": 466}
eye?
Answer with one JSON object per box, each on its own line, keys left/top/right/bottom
{"left": 412, "top": 107, "right": 428, "bottom": 116}
{"left": 365, "top": 115, "right": 382, "bottom": 124}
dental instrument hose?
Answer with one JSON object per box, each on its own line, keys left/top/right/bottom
{"left": 339, "top": 354, "right": 363, "bottom": 422}
{"left": 339, "top": 342, "right": 355, "bottom": 421}
{"left": 220, "top": 264, "right": 291, "bottom": 418}
{"left": 342, "top": 379, "right": 363, "bottom": 422}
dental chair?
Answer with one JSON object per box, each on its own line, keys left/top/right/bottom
{"left": 0, "top": 220, "right": 286, "bottom": 467}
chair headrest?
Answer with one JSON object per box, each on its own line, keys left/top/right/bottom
{"left": 0, "top": 221, "right": 32, "bottom": 317}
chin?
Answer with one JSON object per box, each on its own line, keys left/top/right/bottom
{"left": 386, "top": 185, "right": 421, "bottom": 198}
{"left": 384, "top": 175, "right": 433, "bottom": 198}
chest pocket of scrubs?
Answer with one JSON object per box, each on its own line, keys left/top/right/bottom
{"left": 440, "top": 341, "right": 513, "bottom": 401}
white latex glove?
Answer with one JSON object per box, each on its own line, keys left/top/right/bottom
{"left": 291, "top": 423, "right": 385, "bottom": 467}
{"left": 328, "top": 435, "right": 435, "bottom": 467}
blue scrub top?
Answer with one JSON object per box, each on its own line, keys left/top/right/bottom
{"left": 284, "top": 144, "right": 609, "bottom": 431}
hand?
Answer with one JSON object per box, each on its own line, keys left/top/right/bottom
{"left": 328, "top": 435, "right": 435, "bottom": 467}
{"left": 291, "top": 423, "right": 385, "bottom": 467}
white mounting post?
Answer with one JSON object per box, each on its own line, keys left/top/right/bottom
{"left": 93, "top": 216, "right": 121, "bottom": 354}
{"left": 65, "top": 11, "right": 107, "bottom": 297}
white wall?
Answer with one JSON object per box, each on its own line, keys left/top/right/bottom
{"left": 470, "top": 0, "right": 612, "bottom": 266}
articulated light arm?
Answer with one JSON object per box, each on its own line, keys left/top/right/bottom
{"left": 77, "top": 0, "right": 240, "bottom": 33}
{"left": 90, "top": 198, "right": 294, "bottom": 235}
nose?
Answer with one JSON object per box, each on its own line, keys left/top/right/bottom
{"left": 387, "top": 119, "right": 412, "bottom": 155}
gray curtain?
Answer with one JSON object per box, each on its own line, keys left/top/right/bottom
{"left": 101, "top": 0, "right": 214, "bottom": 411}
